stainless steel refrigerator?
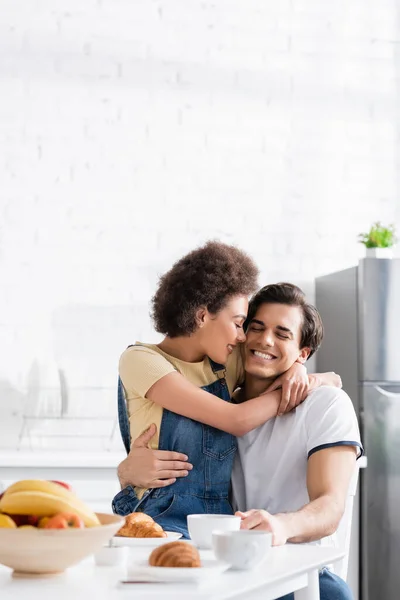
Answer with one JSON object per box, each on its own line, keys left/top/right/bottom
{"left": 316, "top": 258, "right": 400, "bottom": 600}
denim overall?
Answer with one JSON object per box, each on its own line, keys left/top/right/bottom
{"left": 112, "top": 350, "right": 237, "bottom": 538}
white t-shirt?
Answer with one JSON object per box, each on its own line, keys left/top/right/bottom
{"left": 231, "top": 386, "right": 363, "bottom": 549}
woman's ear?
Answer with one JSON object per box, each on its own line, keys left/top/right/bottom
{"left": 195, "top": 307, "right": 208, "bottom": 328}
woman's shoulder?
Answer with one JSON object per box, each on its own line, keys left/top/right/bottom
{"left": 119, "top": 343, "right": 177, "bottom": 397}
{"left": 121, "top": 342, "right": 161, "bottom": 359}
{"left": 119, "top": 342, "right": 176, "bottom": 373}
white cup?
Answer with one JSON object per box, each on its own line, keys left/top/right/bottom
{"left": 187, "top": 514, "right": 241, "bottom": 549}
{"left": 94, "top": 545, "right": 128, "bottom": 567}
{"left": 212, "top": 530, "right": 272, "bottom": 570}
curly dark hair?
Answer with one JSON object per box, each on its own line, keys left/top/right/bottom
{"left": 152, "top": 241, "right": 259, "bottom": 337}
{"left": 244, "top": 282, "right": 324, "bottom": 359}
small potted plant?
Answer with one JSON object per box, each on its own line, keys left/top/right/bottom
{"left": 358, "top": 222, "right": 397, "bottom": 258}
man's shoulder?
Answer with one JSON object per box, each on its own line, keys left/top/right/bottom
{"left": 303, "top": 386, "right": 355, "bottom": 418}
{"left": 307, "top": 385, "right": 351, "bottom": 403}
{"left": 302, "top": 386, "right": 362, "bottom": 457}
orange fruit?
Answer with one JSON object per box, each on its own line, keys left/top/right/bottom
{"left": 0, "top": 514, "right": 17, "bottom": 528}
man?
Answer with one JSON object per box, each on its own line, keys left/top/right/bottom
{"left": 116, "top": 283, "right": 362, "bottom": 600}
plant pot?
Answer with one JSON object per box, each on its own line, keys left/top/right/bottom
{"left": 365, "top": 247, "right": 393, "bottom": 259}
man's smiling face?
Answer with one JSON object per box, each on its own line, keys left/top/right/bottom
{"left": 244, "top": 302, "right": 310, "bottom": 380}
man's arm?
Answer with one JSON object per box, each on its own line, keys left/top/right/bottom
{"left": 237, "top": 445, "right": 357, "bottom": 545}
{"left": 117, "top": 424, "right": 193, "bottom": 490}
{"left": 281, "top": 445, "right": 357, "bottom": 542}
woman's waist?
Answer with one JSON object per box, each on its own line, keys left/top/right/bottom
{"left": 134, "top": 472, "right": 232, "bottom": 501}
{"left": 150, "top": 488, "right": 231, "bottom": 500}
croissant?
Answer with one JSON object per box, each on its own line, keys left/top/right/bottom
{"left": 116, "top": 512, "right": 167, "bottom": 538}
{"left": 149, "top": 541, "right": 201, "bottom": 567}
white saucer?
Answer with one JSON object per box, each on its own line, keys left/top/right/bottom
{"left": 112, "top": 531, "right": 182, "bottom": 547}
{"left": 126, "top": 558, "right": 229, "bottom": 582}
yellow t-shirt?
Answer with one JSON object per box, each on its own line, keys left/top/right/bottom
{"left": 119, "top": 343, "right": 244, "bottom": 497}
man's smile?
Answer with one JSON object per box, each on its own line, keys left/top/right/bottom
{"left": 250, "top": 350, "right": 277, "bottom": 361}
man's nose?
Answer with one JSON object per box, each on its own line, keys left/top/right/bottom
{"left": 261, "top": 332, "right": 274, "bottom": 346}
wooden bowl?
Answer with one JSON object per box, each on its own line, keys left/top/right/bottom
{"left": 0, "top": 513, "right": 124, "bottom": 577}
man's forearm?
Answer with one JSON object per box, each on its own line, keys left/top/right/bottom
{"left": 117, "top": 457, "right": 135, "bottom": 489}
{"left": 277, "top": 494, "right": 344, "bottom": 543}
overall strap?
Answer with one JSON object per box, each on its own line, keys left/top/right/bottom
{"left": 118, "top": 351, "right": 228, "bottom": 455}
{"left": 117, "top": 344, "right": 137, "bottom": 455}
{"left": 208, "top": 357, "right": 226, "bottom": 378}
{"left": 118, "top": 376, "right": 130, "bottom": 454}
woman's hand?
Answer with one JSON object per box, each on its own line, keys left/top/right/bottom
{"left": 309, "top": 372, "right": 342, "bottom": 390}
{"left": 265, "top": 363, "right": 309, "bottom": 416}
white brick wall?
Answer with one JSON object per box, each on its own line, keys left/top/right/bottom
{"left": 0, "top": 0, "right": 399, "bottom": 450}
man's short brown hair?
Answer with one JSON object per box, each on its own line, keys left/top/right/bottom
{"left": 152, "top": 241, "right": 259, "bottom": 337}
{"left": 244, "top": 283, "right": 324, "bottom": 359}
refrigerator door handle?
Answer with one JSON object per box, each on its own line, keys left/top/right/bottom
{"left": 374, "top": 385, "right": 400, "bottom": 398}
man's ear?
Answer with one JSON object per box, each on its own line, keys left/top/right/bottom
{"left": 297, "top": 347, "right": 311, "bottom": 364}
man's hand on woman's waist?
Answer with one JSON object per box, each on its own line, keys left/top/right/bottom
{"left": 117, "top": 423, "right": 193, "bottom": 489}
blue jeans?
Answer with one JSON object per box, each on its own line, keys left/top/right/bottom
{"left": 277, "top": 568, "right": 353, "bottom": 600}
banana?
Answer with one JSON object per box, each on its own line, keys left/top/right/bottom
{"left": 0, "top": 481, "right": 100, "bottom": 527}
{"left": 0, "top": 491, "right": 100, "bottom": 527}
{"left": 4, "top": 480, "right": 79, "bottom": 503}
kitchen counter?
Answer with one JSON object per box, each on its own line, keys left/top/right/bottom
{"left": 0, "top": 453, "right": 125, "bottom": 511}
{"left": 0, "top": 451, "right": 126, "bottom": 468}
{"left": 0, "top": 452, "right": 125, "bottom": 492}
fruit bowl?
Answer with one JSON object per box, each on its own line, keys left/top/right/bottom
{"left": 0, "top": 513, "right": 124, "bottom": 577}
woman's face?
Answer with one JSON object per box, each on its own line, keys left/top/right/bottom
{"left": 199, "top": 295, "right": 248, "bottom": 364}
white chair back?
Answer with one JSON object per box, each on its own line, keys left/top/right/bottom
{"left": 334, "top": 465, "right": 359, "bottom": 581}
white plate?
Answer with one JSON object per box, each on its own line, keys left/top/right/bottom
{"left": 112, "top": 531, "right": 182, "bottom": 547}
{"left": 126, "top": 558, "right": 229, "bottom": 583}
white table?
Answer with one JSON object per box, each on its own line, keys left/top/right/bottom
{"left": 0, "top": 545, "right": 344, "bottom": 600}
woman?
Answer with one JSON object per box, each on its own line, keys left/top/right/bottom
{"left": 113, "top": 241, "right": 331, "bottom": 537}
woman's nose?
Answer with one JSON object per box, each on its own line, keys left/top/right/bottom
{"left": 237, "top": 328, "right": 246, "bottom": 343}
